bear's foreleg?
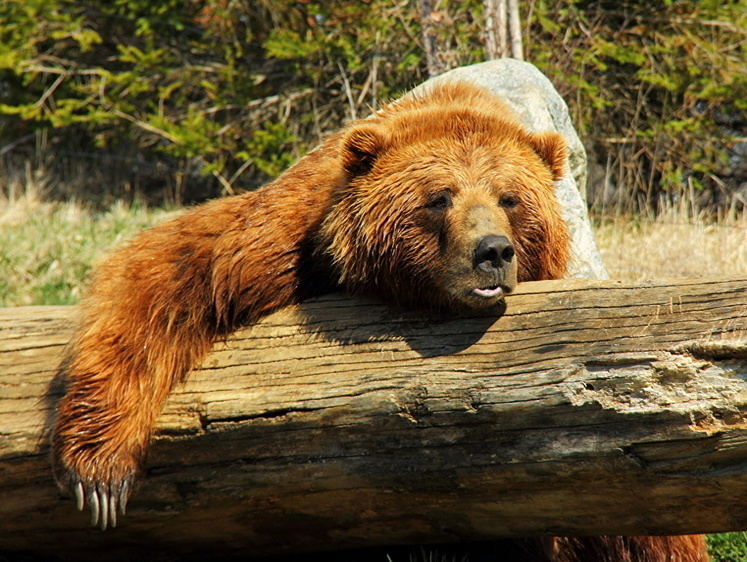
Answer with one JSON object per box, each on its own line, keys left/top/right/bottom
{"left": 52, "top": 201, "right": 230, "bottom": 529}
{"left": 52, "top": 193, "right": 321, "bottom": 529}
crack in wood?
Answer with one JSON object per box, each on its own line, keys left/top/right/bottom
{"left": 201, "top": 406, "right": 322, "bottom": 430}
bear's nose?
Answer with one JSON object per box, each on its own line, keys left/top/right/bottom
{"left": 474, "top": 235, "right": 515, "bottom": 272}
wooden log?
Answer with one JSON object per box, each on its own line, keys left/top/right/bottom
{"left": 2, "top": 277, "right": 747, "bottom": 560}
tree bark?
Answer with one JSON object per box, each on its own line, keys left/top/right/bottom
{"left": 420, "top": 0, "right": 442, "bottom": 77}
{"left": 508, "top": 0, "right": 523, "bottom": 60}
{"left": 2, "top": 277, "right": 747, "bottom": 560}
{"left": 484, "top": 0, "right": 507, "bottom": 60}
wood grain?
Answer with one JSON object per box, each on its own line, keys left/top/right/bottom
{"left": 1, "top": 277, "right": 746, "bottom": 559}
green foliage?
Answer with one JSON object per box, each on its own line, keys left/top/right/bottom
{"left": 0, "top": 1, "right": 430, "bottom": 201}
{"left": 526, "top": 0, "right": 747, "bottom": 210}
{"left": 708, "top": 532, "right": 747, "bottom": 562}
{"left": 264, "top": 28, "right": 323, "bottom": 60}
{"left": 0, "top": 0, "right": 744, "bottom": 210}
{"left": 238, "top": 121, "right": 298, "bottom": 178}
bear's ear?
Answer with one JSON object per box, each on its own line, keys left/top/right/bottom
{"left": 528, "top": 131, "right": 567, "bottom": 181}
{"left": 342, "top": 123, "right": 390, "bottom": 177}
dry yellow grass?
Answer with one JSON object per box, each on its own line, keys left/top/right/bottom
{"left": 592, "top": 210, "right": 747, "bottom": 283}
{"left": 2, "top": 169, "right": 745, "bottom": 307}
{"left": 0, "top": 176, "right": 177, "bottom": 307}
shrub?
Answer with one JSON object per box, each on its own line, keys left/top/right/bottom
{"left": 0, "top": 1, "right": 744, "bottom": 210}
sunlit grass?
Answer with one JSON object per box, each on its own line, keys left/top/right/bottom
{"left": 0, "top": 181, "right": 176, "bottom": 307}
{"left": 592, "top": 208, "right": 747, "bottom": 282}
{"left": 708, "top": 532, "right": 747, "bottom": 562}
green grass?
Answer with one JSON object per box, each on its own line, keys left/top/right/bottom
{"left": 0, "top": 196, "right": 176, "bottom": 307}
{"left": 708, "top": 533, "right": 747, "bottom": 562}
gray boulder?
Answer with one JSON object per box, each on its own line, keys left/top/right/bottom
{"left": 413, "top": 59, "right": 609, "bottom": 280}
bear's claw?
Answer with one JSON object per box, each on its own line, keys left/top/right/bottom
{"left": 74, "top": 480, "right": 84, "bottom": 511}
{"left": 66, "top": 473, "right": 134, "bottom": 530}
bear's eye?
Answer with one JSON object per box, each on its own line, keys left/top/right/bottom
{"left": 499, "top": 194, "right": 520, "bottom": 209}
{"left": 424, "top": 191, "right": 453, "bottom": 211}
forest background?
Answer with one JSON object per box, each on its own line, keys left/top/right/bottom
{"left": 1, "top": 1, "right": 747, "bottom": 560}
{"left": 1, "top": 0, "right": 745, "bottom": 212}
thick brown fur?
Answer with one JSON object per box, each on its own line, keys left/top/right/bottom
{"left": 547, "top": 535, "right": 709, "bottom": 562}
{"left": 52, "top": 83, "right": 707, "bottom": 561}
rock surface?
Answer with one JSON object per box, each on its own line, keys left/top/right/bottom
{"left": 415, "top": 59, "right": 609, "bottom": 280}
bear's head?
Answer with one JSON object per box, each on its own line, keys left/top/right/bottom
{"left": 319, "top": 83, "right": 570, "bottom": 311}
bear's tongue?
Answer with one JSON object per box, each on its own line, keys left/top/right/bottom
{"left": 473, "top": 285, "right": 504, "bottom": 298}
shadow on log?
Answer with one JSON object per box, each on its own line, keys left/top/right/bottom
{"left": 1, "top": 277, "right": 747, "bottom": 560}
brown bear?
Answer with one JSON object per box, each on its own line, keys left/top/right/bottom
{"left": 51, "top": 82, "right": 707, "bottom": 561}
